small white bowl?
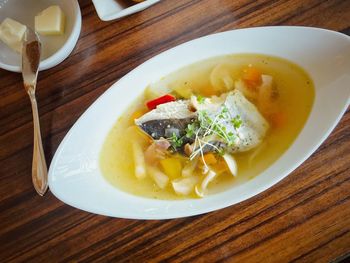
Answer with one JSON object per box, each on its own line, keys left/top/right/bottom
{"left": 92, "top": 0, "right": 161, "bottom": 21}
{"left": 0, "top": 0, "right": 81, "bottom": 72}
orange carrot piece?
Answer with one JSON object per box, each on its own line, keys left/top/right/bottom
{"left": 242, "top": 66, "right": 262, "bottom": 89}
{"left": 212, "top": 160, "right": 229, "bottom": 174}
{"left": 200, "top": 153, "right": 217, "bottom": 165}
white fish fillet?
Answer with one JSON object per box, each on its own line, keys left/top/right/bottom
{"left": 193, "top": 90, "right": 269, "bottom": 152}
{"left": 222, "top": 90, "right": 269, "bottom": 152}
{"left": 135, "top": 100, "right": 196, "bottom": 125}
{"left": 135, "top": 90, "right": 269, "bottom": 153}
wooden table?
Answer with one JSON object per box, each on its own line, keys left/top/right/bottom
{"left": 1, "top": 0, "right": 349, "bottom": 262}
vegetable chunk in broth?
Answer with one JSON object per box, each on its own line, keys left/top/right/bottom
{"left": 100, "top": 54, "right": 314, "bottom": 200}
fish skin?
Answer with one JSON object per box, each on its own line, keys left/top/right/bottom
{"left": 135, "top": 100, "right": 197, "bottom": 147}
{"left": 138, "top": 118, "right": 196, "bottom": 140}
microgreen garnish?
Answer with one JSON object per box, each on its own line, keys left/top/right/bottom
{"left": 197, "top": 95, "right": 205, "bottom": 104}
{"left": 169, "top": 132, "right": 183, "bottom": 149}
{"left": 190, "top": 105, "right": 241, "bottom": 161}
{"left": 218, "top": 148, "right": 225, "bottom": 156}
{"left": 231, "top": 115, "right": 242, "bottom": 129}
{"left": 185, "top": 122, "right": 199, "bottom": 138}
{"left": 187, "top": 95, "right": 245, "bottom": 172}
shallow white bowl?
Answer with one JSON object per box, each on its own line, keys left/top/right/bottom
{"left": 49, "top": 26, "right": 350, "bottom": 219}
{"left": 0, "top": 0, "right": 81, "bottom": 72}
{"left": 92, "top": 0, "right": 161, "bottom": 21}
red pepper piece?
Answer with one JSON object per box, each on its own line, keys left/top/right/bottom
{"left": 146, "top": 94, "right": 176, "bottom": 110}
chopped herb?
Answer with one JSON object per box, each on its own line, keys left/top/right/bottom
{"left": 185, "top": 122, "right": 199, "bottom": 138}
{"left": 221, "top": 105, "right": 229, "bottom": 114}
{"left": 231, "top": 115, "right": 242, "bottom": 129}
{"left": 190, "top": 105, "right": 244, "bottom": 167}
{"left": 197, "top": 107, "right": 237, "bottom": 147}
{"left": 218, "top": 148, "right": 225, "bottom": 156}
{"left": 197, "top": 95, "right": 205, "bottom": 104}
{"left": 168, "top": 132, "right": 183, "bottom": 149}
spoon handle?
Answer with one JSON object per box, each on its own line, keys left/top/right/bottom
{"left": 28, "top": 91, "right": 48, "bottom": 196}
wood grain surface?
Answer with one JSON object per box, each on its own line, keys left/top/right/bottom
{"left": 0, "top": 0, "right": 349, "bottom": 262}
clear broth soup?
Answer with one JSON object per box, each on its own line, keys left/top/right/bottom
{"left": 100, "top": 54, "right": 315, "bottom": 200}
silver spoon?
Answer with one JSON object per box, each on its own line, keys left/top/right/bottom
{"left": 22, "top": 28, "right": 48, "bottom": 196}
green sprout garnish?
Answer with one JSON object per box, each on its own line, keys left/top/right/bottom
{"left": 197, "top": 95, "right": 205, "bottom": 104}
{"left": 190, "top": 104, "right": 243, "bottom": 162}
{"left": 231, "top": 115, "right": 242, "bottom": 129}
{"left": 218, "top": 148, "right": 226, "bottom": 156}
{"left": 169, "top": 132, "right": 183, "bottom": 149}
{"left": 185, "top": 122, "right": 199, "bottom": 138}
{"left": 221, "top": 105, "right": 229, "bottom": 114}
{"left": 197, "top": 107, "right": 237, "bottom": 147}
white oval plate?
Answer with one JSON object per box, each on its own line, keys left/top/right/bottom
{"left": 49, "top": 27, "right": 350, "bottom": 219}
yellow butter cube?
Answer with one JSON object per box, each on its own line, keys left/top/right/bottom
{"left": 35, "top": 6, "right": 65, "bottom": 36}
{"left": 0, "top": 18, "right": 27, "bottom": 53}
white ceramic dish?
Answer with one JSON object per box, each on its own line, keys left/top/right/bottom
{"left": 49, "top": 26, "right": 350, "bottom": 219}
{"left": 0, "top": 0, "right": 81, "bottom": 72}
{"left": 92, "top": 0, "right": 161, "bottom": 21}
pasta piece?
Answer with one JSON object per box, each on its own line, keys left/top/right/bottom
{"left": 195, "top": 169, "right": 217, "bottom": 197}
{"left": 222, "top": 154, "right": 237, "bottom": 177}
{"left": 172, "top": 176, "right": 199, "bottom": 195}
{"left": 147, "top": 166, "right": 169, "bottom": 189}
{"left": 132, "top": 141, "right": 147, "bottom": 179}
{"left": 210, "top": 63, "right": 234, "bottom": 93}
